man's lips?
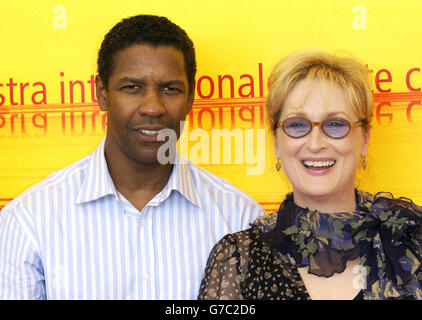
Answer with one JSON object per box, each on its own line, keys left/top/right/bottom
{"left": 133, "top": 126, "right": 168, "bottom": 142}
{"left": 138, "top": 129, "right": 160, "bottom": 137}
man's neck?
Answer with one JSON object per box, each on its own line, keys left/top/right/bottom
{"left": 104, "top": 144, "right": 174, "bottom": 211}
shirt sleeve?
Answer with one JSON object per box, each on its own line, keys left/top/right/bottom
{"left": 198, "top": 232, "right": 247, "bottom": 300}
{"left": 244, "top": 201, "right": 266, "bottom": 228}
{"left": 0, "top": 207, "right": 46, "bottom": 299}
{"left": 234, "top": 195, "right": 265, "bottom": 233}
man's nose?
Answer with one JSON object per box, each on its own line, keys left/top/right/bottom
{"left": 137, "top": 88, "right": 166, "bottom": 117}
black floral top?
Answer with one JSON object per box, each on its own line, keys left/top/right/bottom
{"left": 198, "top": 190, "right": 422, "bottom": 300}
{"left": 197, "top": 223, "right": 311, "bottom": 299}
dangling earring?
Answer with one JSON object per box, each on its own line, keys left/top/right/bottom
{"left": 362, "top": 157, "right": 367, "bottom": 170}
{"left": 276, "top": 159, "right": 281, "bottom": 172}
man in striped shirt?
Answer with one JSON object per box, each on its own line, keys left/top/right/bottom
{"left": 0, "top": 15, "right": 264, "bottom": 299}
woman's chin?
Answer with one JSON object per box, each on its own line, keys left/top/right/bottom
{"left": 293, "top": 186, "right": 343, "bottom": 203}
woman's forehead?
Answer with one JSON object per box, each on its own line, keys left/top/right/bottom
{"left": 281, "top": 78, "right": 357, "bottom": 119}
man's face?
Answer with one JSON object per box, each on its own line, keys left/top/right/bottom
{"left": 97, "top": 44, "right": 194, "bottom": 165}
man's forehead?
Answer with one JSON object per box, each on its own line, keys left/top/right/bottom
{"left": 114, "top": 43, "right": 184, "bottom": 63}
{"left": 110, "top": 44, "right": 187, "bottom": 79}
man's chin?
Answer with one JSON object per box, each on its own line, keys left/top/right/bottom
{"left": 119, "top": 139, "right": 177, "bottom": 166}
{"left": 129, "top": 151, "right": 176, "bottom": 166}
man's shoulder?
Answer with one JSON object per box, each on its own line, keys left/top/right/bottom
{"left": 2, "top": 154, "right": 90, "bottom": 212}
{"left": 182, "top": 158, "right": 262, "bottom": 208}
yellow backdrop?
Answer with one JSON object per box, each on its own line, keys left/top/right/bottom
{"left": 1, "top": 0, "right": 422, "bottom": 212}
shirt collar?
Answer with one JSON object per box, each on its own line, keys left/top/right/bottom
{"left": 149, "top": 153, "right": 203, "bottom": 209}
{"left": 75, "top": 138, "right": 203, "bottom": 209}
{"left": 75, "top": 137, "right": 117, "bottom": 204}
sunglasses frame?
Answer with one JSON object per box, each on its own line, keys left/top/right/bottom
{"left": 276, "top": 117, "right": 364, "bottom": 139}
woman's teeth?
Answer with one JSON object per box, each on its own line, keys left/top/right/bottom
{"left": 303, "top": 160, "right": 336, "bottom": 168}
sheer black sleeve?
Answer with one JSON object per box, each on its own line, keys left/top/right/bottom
{"left": 198, "top": 230, "right": 252, "bottom": 300}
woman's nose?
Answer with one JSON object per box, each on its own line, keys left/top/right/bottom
{"left": 305, "top": 125, "right": 328, "bottom": 152}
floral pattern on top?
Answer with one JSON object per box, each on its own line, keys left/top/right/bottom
{"left": 198, "top": 190, "right": 422, "bottom": 300}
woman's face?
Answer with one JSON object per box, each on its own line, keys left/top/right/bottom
{"left": 274, "top": 78, "right": 370, "bottom": 207}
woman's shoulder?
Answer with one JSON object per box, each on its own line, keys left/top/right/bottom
{"left": 214, "top": 211, "right": 279, "bottom": 246}
{"left": 358, "top": 189, "right": 422, "bottom": 241}
{"left": 252, "top": 211, "right": 279, "bottom": 232}
{"left": 209, "top": 212, "right": 279, "bottom": 260}
{"left": 359, "top": 189, "right": 422, "bottom": 214}
{"left": 215, "top": 225, "right": 263, "bottom": 251}
{"left": 356, "top": 190, "right": 422, "bottom": 299}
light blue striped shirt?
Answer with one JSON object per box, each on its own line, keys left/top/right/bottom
{"left": 0, "top": 138, "right": 264, "bottom": 300}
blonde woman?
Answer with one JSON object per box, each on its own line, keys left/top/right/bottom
{"left": 198, "top": 50, "right": 422, "bottom": 300}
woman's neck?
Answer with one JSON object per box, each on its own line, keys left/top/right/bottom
{"left": 292, "top": 188, "right": 357, "bottom": 213}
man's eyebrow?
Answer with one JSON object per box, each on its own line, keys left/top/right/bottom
{"left": 116, "top": 77, "right": 145, "bottom": 84}
{"left": 116, "top": 77, "right": 186, "bottom": 87}
{"left": 158, "top": 80, "right": 186, "bottom": 87}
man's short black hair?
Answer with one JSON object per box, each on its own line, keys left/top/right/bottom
{"left": 97, "top": 14, "right": 196, "bottom": 93}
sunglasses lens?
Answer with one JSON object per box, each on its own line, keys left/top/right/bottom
{"left": 322, "top": 119, "right": 350, "bottom": 138}
{"left": 283, "top": 118, "right": 311, "bottom": 137}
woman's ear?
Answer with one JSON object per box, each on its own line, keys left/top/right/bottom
{"left": 274, "top": 133, "right": 281, "bottom": 160}
{"left": 96, "top": 75, "right": 109, "bottom": 111}
{"left": 361, "top": 127, "right": 371, "bottom": 157}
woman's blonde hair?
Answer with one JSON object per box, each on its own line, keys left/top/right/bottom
{"left": 266, "top": 49, "right": 373, "bottom": 134}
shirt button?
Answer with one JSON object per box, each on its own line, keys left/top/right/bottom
{"left": 143, "top": 273, "right": 149, "bottom": 280}
{"left": 140, "top": 220, "right": 146, "bottom": 227}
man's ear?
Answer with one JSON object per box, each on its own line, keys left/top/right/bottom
{"left": 186, "top": 83, "right": 195, "bottom": 115}
{"left": 96, "top": 75, "right": 109, "bottom": 111}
